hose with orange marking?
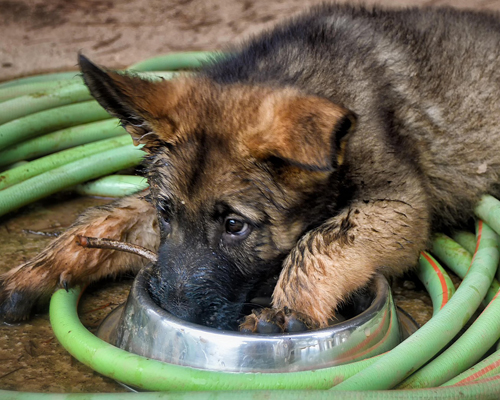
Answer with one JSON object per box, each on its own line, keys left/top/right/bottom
{"left": 442, "top": 349, "right": 500, "bottom": 386}
{"left": 331, "top": 220, "right": 499, "bottom": 391}
{"left": 417, "top": 251, "right": 455, "bottom": 315}
{"left": 431, "top": 233, "right": 500, "bottom": 306}
{"left": 398, "top": 268, "right": 500, "bottom": 388}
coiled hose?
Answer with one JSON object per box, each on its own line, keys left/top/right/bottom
{"left": 1, "top": 52, "right": 500, "bottom": 398}
{"left": 0, "top": 219, "right": 495, "bottom": 399}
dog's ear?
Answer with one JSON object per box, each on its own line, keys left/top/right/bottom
{"left": 247, "top": 95, "right": 356, "bottom": 172}
{"left": 79, "top": 54, "right": 177, "bottom": 150}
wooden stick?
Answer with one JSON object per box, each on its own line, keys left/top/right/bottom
{"left": 75, "top": 235, "right": 158, "bottom": 263}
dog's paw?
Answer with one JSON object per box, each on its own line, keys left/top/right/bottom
{"left": 0, "top": 283, "right": 43, "bottom": 323}
{"left": 0, "top": 229, "right": 86, "bottom": 323}
{"left": 239, "top": 307, "right": 320, "bottom": 333}
{"left": 0, "top": 260, "right": 57, "bottom": 323}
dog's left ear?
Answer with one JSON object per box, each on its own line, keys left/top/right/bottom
{"left": 247, "top": 95, "right": 356, "bottom": 172}
{"left": 79, "top": 54, "right": 177, "bottom": 150}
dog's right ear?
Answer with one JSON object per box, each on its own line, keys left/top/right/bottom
{"left": 79, "top": 54, "right": 177, "bottom": 150}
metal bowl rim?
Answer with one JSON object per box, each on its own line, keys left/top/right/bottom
{"left": 131, "top": 265, "right": 390, "bottom": 340}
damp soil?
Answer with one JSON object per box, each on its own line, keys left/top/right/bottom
{"left": 0, "top": 194, "right": 129, "bottom": 392}
{"left": 2, "top": 0, "right": 500, "bottom": 83}
{"left": 1, "top": 0, "right": 496, "bottom": 393}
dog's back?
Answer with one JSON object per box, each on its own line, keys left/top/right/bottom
{"left": 205, "top": 5, "right": 500, "bottom": 228}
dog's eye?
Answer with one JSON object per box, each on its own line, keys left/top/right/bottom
{"left": 160, "top": 219, "right": 172, "bottom": 236}
{"left": 225, "top": 218, "right": 250, "bottom": 237}
{"left": 157, "top": 202, "right": 172, "bottom": 236}
{"left": 157, "top": 201, "right": 171, "bottom": 219}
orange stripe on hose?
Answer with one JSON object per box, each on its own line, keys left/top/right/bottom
{"left": 469, "top": 220, "right": 483, "bottom": 271}
{"left": 421, "top": 251, "right": 449, "bottom": 308}
{"left": 453, "top": 359, "right": 500, "bottom": 386}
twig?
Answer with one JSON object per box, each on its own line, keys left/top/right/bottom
{"left": 83, "top": 302, "right": 113, "bottom": 314}
{"left": 0, "top": 367, "right": 23, "bottom": 380}
{"left": 23, "top": 229, "right": 61, "bottom": 237}
{"left": 75, "top": 235, "right": 158, "bottom": 263}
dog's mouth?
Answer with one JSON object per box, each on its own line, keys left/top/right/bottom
{"left": 145, "top": 272, "right": 278, "bottom": 331}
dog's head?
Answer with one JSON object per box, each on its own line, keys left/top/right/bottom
{"left": 79, "top": 55, "right": 355, "bottom": 329}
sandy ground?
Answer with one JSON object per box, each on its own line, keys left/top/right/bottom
{"left": 0, "top": 0, "right": 496, "bottom": 393}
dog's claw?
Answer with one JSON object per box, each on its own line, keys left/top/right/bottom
{"left": 283, "top": 307, "right": 320, "bottom": 332}
{"left": 239, "top": 307, "right": 319, "bottom": 333}
{"left": 62, "top": 280, "right": 69, "bottom": 292}
{"left": 239, "top": 308, "right": 283, "bottom": 333}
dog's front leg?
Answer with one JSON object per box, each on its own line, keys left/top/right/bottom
{"left": 273, "top": 198, "right": 430, "bottom": 327}
{"left": 0, "top": 192, "right": 159, "bottom": 322}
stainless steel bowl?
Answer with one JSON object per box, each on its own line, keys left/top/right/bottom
{"left": 97, "top": 265, "right": 415, "bottom": 373}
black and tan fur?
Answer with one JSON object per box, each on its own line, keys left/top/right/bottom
{"left": 2, "top": 4, "right": 500, "bottom": 330}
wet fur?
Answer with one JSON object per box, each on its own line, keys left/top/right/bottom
{"left": 2, "top": 4, "right": 500, "bottom": 329}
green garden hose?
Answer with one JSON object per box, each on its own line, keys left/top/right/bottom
{"left": 475, "top": 195, "right": 500, "bottom": 280}
{"left": 431, "top": 233, "right": 474, "bottom": 277}
{"left": 0, "top": 144, "right": 144, "bottom": 217}
{"left": 431, "top": 233, "right": 500, "bottom": 305}
{"left": 330, "top": 221, "right": 499, "bottom": 391}
{"left": 0, "top": 119, "right": 125, "bottom": 166}
{"left": 0, "top": 82, "right": 93, "bottom": 125}
{"left": 475, "top": 195, "right": 500, "bottom": 237}
{"left": 0, "top": 71, "right": 81, "bottom": 89}
{"left": 442, "top": 346, "right": 500, "bottom": 386}
{"left": 398, "top": 266, "right": 500, "bottom": 388}
{"left": 2, "top": 381, "right": 500, "bottom": 399}
{"left": 0, "top": 100, "right": 111, "bottom": 151}
{"left": 417, "top": 252, "right": 455, "bottom": 315}
{"left": 0, "top": 79, "right": 81, "bottom": 103}
{"left": 0, "top": 136, "right": 131, "bottom": 190}
{"left": 75, "top": 175, "right": 149, "bottom": 197}
{"left": 451, "top": 231, "right": 477, "bottom": 254}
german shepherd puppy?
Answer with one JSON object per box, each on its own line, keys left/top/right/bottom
{"left": 2, "top": 4, "right": 500, "bottom": 331}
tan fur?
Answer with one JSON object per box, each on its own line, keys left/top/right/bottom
{"left": 273, "top": 196, "right": 430, "bottom": 326}
{"left": 1, "top": 192, "right": 158, "bottom": 313}
{"left": 246, "top": 94, "right": 350, "bottom": 170}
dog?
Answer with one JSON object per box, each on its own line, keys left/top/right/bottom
{"left": 2, "top": 4, "right": 500, "bottom": 332}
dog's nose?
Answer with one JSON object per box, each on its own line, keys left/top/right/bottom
{"left": 164, "top": 295, "right": 198, "bottom": 323}
{"left": 149, "top": 266, "right": 202, "bottom": 321}
{"left": 149, "top": 238, "right": 247, "bottom": 329}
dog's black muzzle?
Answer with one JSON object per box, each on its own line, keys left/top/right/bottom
{"left": 147, "top": 240, "right": 252, "bottom": 330}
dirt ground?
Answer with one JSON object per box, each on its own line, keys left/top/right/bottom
{"left": 2, "top": 0, "right": 500, "bottom": 82}
{"left": 0, "top": 0, "right": 496, "bottom": 394}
